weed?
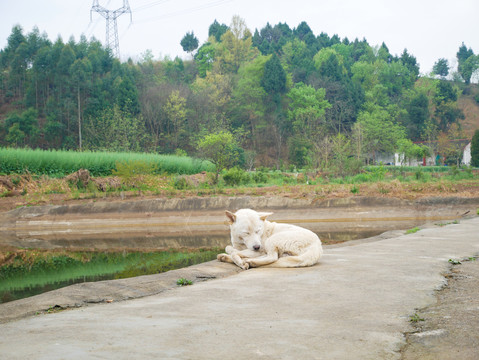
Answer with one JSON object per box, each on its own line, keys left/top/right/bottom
{"left": 414, "top": 168, "right": 424, "bottom": 181}
{"left": 409, "top": 313, "right": 425, "bottom": 322}
{"left": 378, "top": 185, "right": 389, "bottom": 194}
{"left": 176, "top": 278, "right": 193, "bottom": 286}
{"left": 350, "top": 185, "right": 359, "bottom": 194}
{"left": 46, "top": 305, "right": 65, "bottom": 313}
{"left": 406, "top": 227, "right": 420, "bottom": 234}
{"left": 448, "top": 259, "right": 461, "bottom": 265}
{"left": 173, "top": 176, "right": 189, "bottom": 190}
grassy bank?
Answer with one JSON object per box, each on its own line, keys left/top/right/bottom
{"left": 0, "top": 163, "right": 478, "bottom": 209}
{"left": 0, "top": 249, "right": 220, "bottom": 303}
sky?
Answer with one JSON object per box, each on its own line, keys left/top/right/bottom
{"left": 1, "top": 0, "right": 478, "bottom": 74}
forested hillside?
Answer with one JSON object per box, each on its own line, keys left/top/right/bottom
{"left": 1, "top": 16, "right": 478, "bottom": 170}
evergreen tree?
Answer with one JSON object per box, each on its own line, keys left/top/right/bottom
{"left": 180, "top": 31, "right": 199, "bottom": 55}
{"left": 261, "top": 53, "right": 286, "bottom": 95}
{"left": 208, "top": 20, "right": 228, "bottom": 41}
{"left": 433, "top": 58, "right": 449, "bottom": 78}
{"left": 457, "top": 43, "right": 475, "bottom": 84}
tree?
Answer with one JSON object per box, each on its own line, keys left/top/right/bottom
{"left": 163, "top": 90, "right": 187, "bottom": 149}
{"left": 214, "top": 16, "right": 256, "bottom": 74}
{"left": 191, "top": 71, "right": 233, "bottom": 131}
{"left": 208, "top": 20, "right": 228, "bottom": 42}
{"left": 433, "top": 58, "right": 449, "bottom": 78}
{"left": 196, "top": 130, "right": 241, "bottom": 182}
{"left": 5, "top": 123, "right": 25, "bottom": 147}
{"left": 471, "top": 129, "right": 479, "bottom": 167}
{"left": 180, "top": 31, "right": 199, "bottom": 55}
{"left": 356, "top": 104, "right": 406, "bottom": 163}
{"left": 287, "top": 82, "right": 331, "bottom": 136}
{"left": 400, "top": 49, "right": 419, "bottom": 80}
{"left": 436, "top": 123, "right": 465, "bottom": 166}
{"left": 231, "top": 55, "right": 268, "bottom": 149}
{"left": 83, "top": 105, "right": 152, "bottom": 152}
{"left": 313, "top": 48, "right": 347, "bottom": 81}
{"left": 406, "top": 92, "right": 430, "bottom": 140}
{"left": 287, "top": 82, "right": 331, "bottom": 167}
{"left": 396, "top": 138, "right": 425, "bottom": 165}
{"left": 195, "top": 42, "right": 217, "bottom": 77}
{"left": 4, "top": 108, "right": 39, "bottom": 146}
{"left": 71, "top": 58, "right": 92, "bottom": 150}
{"left": 261, "top": 53, "right": 286, "bottom": 95}
{"left": 460, "top": 55, "right": 479, "bottom": 85}
{"left": 457, "top": 43, "right": 476, "bottom": 84}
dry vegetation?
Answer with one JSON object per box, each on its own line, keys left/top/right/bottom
{"left": 1, "top": 169, "right": 478, "bottom": 213}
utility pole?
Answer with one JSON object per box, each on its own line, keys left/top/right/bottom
{"left": 90, "top": 0, "right": 132, "bottom": 58}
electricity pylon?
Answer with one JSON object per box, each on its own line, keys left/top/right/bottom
{"left": 90, "top": 0, "right": 132, "bottom": 58}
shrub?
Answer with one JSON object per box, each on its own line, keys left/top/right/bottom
{"left": 252, "top": 170, "right": 268, "bottom": 184}
{"left": 223, "top": 167, "right": 250, "bottom": 186}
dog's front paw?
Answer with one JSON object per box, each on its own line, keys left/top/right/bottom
{"left": 241, "top": 262, "right": 250, "bottom": 270}
{"left": 217, "top": 253, "right": 228, "bottom": 262}
{"left": 243, "top": 259, "right": 254, "bottom": 269}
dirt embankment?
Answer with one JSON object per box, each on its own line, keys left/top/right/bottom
{"left": 402, "top": 257, "right": 479, "bottom": 359}
{"left": 1, "top": 177, "right": 479, "bottom": 214}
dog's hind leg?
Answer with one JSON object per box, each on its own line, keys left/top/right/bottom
{"left": 244, "top": 251, "right": 279, "bottom": 268}
{"left": 268, "top": 243, "right": 323, "bottom": 268}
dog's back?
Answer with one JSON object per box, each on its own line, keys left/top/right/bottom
{"left": 261, "top": 220, "right": 323, "bottom": 267}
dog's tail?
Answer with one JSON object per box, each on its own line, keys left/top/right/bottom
{"left": 267, "top": 241, "right": 323, "bottom": 268}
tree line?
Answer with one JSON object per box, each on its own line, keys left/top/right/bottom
{"left": 1, "top": 17, "right": 478, "bottom": 172}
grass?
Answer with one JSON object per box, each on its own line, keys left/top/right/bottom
{"left": 406, "top": 227, "right": 420, "bottom": 234}
{"left": 410, "top": 313, "right": 425, "bottom": 323}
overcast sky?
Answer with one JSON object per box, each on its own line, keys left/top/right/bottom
{"left": 1, "top": 0, "right": 478, "bottom": 74}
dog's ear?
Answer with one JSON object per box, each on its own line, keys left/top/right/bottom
{"left": 258, "top": 212, "right": 273, "bottom": 221}
{"left": 225, "top": 210, "right": 236, "bottom": 224}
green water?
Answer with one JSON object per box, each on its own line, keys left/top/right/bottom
{"left": 0, "top": 249, "right": 220, "bottom": 304}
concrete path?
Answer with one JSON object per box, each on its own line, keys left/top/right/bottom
{"left": 1, "top": 217, "right": 479, "bottom": 359}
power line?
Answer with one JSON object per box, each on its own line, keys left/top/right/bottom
{"left": 90, "top": 0, "right": 132, "bottom": 58}
{"left": 132, "top": 0, "right": 233, "bottom": 25}
{"left": 133, "top": 0, "right": 171, "bottom": 13}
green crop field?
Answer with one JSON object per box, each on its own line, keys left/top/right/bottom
{"left": 0, "top": 148, "right": 215, "bottom": 177}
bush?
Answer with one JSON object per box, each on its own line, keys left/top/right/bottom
{"left": 252, "top": 170, "right": 268, "bottom": 184}
{"left": 223, "top": 167, "right": 250, "bottom": 186}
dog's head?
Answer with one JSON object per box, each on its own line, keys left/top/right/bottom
{"left": 225, "top": 209, "right": 273, "bottom": 252}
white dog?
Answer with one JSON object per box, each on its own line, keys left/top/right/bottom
{"left": 217, "top": 209, "right": 323, "bottom": 269}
